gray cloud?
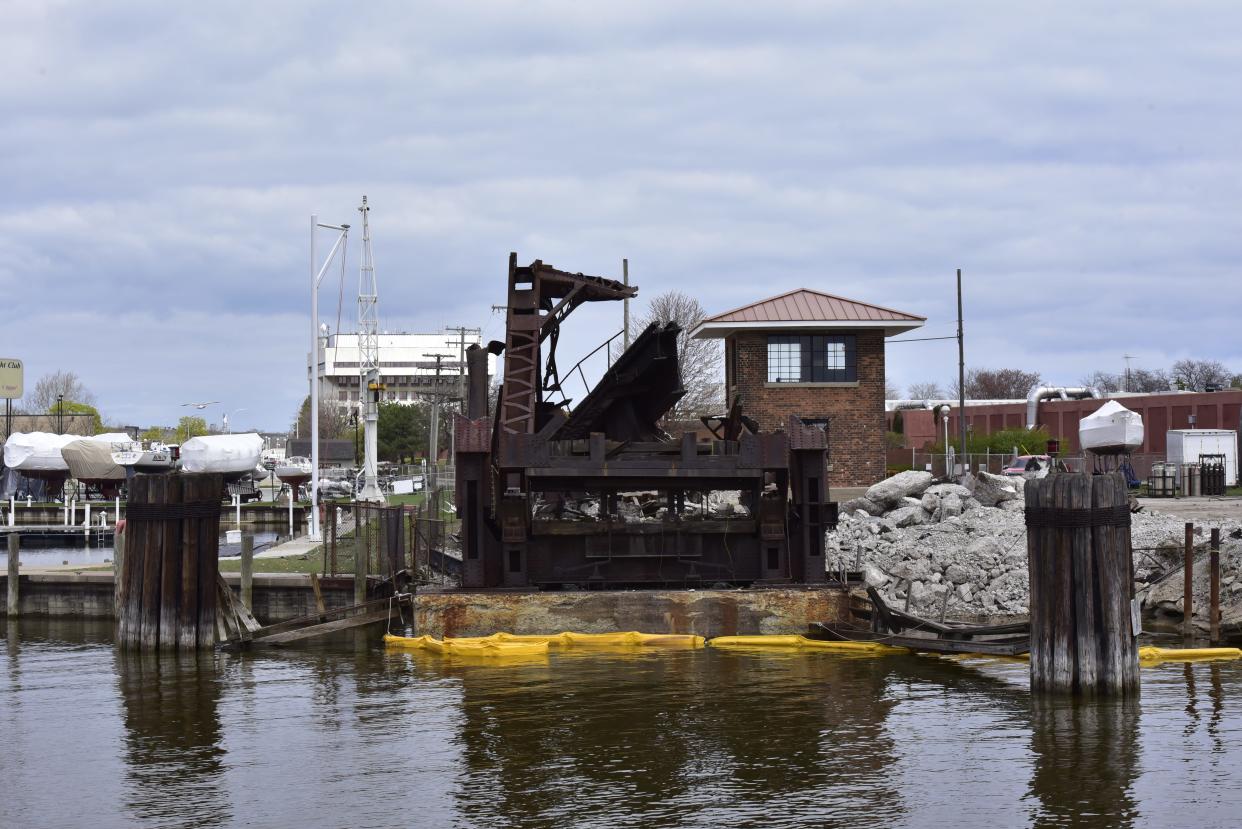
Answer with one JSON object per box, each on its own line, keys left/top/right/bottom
{"left": 2, "top": 1, "right": 1239, "bottom": 428}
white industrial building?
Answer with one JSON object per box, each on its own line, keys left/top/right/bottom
{"left": 310, "top": 330, "right": 494, "bottom": 413}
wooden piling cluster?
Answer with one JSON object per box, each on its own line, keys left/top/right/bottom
{"left": 116, "top": 473, "right": 224, "bottom": 650}
{"left": 1026, "top": 471, "right": 1138, "bottom": 695}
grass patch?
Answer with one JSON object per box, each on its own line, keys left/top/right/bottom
{"left": 218, "top": 554, "right": 325, "bottom": 574}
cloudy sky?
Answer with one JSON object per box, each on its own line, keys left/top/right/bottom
{"left": 3, "top": 1, "right": 1239, "bottom": 430}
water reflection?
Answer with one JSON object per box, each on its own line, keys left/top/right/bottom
{"left": 6, "top": 622, "right": 1242, "bottom": 828}
{"left": 393, "top": 649, "right": 909, "bottom": 828}
{"left": 114, "top": 649, "right": 231, "bottom": 827}
{"left": 1027, "top": 694, "right": 1140, "bottom": 828}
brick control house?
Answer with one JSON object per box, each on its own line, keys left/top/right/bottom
{"left": 692, "top": 289, "right": 925, "bottom": 489}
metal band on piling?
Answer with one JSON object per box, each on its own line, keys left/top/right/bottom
{"left": 1025, "top": 505, "right": 1131, "bottom": 530}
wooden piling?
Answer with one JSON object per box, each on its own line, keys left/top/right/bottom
{"left": 1026, "top": 471, "right": 1137, "bottom": 695}
{"left": 240, "top": 534, "right": 254, "bottom": 611}
{"left": 118, "top": 473, "right": 223, "bottom": 650}
{"left": 112, "top": 524, "right": 126, "bottom": 618}
{"left": 7, "top": 534, "right": 18, "bottom": 617}
{"left": 1210, "top": 527, "right": 1221, "bottom": 645}
{"left": 1184, "top": 522, "right": 1194, "bottom": 640}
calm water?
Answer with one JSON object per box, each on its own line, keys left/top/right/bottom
{"left": 2, "top": 620, "right": 1241, "bottom": 829}
{"left": 15, "top": 529, "right": 284, "bottom": 567}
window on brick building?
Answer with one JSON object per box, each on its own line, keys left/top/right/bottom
{"left": 766, "top": 335, "right": 856, "bottom": 383}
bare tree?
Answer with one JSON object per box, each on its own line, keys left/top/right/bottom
{"left": 906, "top": 381, "right": 946, "bottom": 400}
{"left": 1083, "top": 366, "right": 1171, "bottom": 393}
{"left": 635, "top": 290, "right": 724, "bottom": 419}
{"left": 27, "top": 370, "right": 97, "bottom": 412}
{"left": 1081, "top": 371, "right": 1122, "bottom": 393}
{"left": 294, "top": 395, "right": 349, "bottom": 439}
{"left": 950, "top": 368, "right": 1042, "bottom": 400}
{"left": 1171, "top": 359, "right": 1232, "bottom": 391}
{"left": 884, "top": 380, "right": 901, "bottom": 399}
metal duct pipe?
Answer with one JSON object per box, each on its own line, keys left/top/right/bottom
{"left": 1026, "top": 386, "right": 1102, "bottom": 430}
{"left": 890, "top": 400, "right": 933, "bottom": 410}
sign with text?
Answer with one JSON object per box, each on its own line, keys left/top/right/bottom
{"left": 0, "top": 357, "right": 21, "bottom": 399}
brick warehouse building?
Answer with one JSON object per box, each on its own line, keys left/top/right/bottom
{"left": 692, "top": 289, "right": 925, "bottom": 488}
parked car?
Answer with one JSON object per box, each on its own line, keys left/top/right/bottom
{"left": 1003, "top": 454, "right": 1053, "bottom": 479}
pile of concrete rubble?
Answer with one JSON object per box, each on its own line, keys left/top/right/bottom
{"left": 828, "top": 470, "right": 1242, "bottom": 625}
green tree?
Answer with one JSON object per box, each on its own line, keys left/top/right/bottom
{"left": 140, "top": 426, "right": 170, "bottom": 443}
{"left": 175, "top": 416, "right": 208, "bottom": 443}
{"left": 48, "top": 399, "right": 102, "bottom": 433}
{"left": 377, "top": 401, "right": 430, "bottom": 463}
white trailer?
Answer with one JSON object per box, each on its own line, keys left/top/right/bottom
{"left": 1166, "top": 429, "right": 1238, "bottom": 486}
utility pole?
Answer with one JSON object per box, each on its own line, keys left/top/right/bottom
{"left": 425, "top": 353, "right": 453, "bottom": 494}
{"left": 956, "top": 268, "right": 966, "bottom": 478}
{"left": 1123, "top": 354, "right": 1134, "bottom": 393}
{"left": 357, "top": 195, "right": 385, "bottom": 503}
{"left": 622, "top": 258, "right": 631, "bottom": 351}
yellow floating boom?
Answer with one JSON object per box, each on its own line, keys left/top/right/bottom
{"left": 1138, "top": 646, "right": 1242, "bottom": 664}
{"left": 708, "top": 634, "right": 908, "bottom": 655}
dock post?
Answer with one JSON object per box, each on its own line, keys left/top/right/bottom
{"left": 7, "top": 534, "right": 18, "bottom": 617}
{"left": 1184, "top": 522, "right": 1194, "bottom": 640}
{"left": 288, "top": 494, "right": 294, "bottom": 538}
{"left": 354, "top": 504, "right": 367, "bottom": 606}
{"left": 240, "top": 534, "right": 254, "bottom": 611}
{"left": 7, "top": 496, "right": 13, "bottom": 527}
{"left": 1210, "top": 527, "right": 1221, "bottom": 645}
{"left": 113, "top": 523, "right": 126, "bottom": 618}
{"left": 1026, "top": 471, "right": 1137, "bottom": 695}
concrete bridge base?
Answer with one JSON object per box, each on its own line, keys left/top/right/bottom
{"left": 411, "top": 586, "right": 849, "bottom": 640}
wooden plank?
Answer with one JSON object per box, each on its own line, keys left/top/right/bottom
{"left": 178, "top": 475, "right": 200, "bottom": 650}
{"left": 240, "top": 533, "right": 254, "bottom": 611}
{"left": 158, "top": 474, "right": 184, "bottom": 650}
{"left": 1092, "top": 473, "right": 1124, "bottom": 693}
{"left": 197, "top": 474, "right": 223, "bottom": 648}
{"left": 117, "top": 475, "right": 143, "bottom": 647}
{"left": 1069, "top": 472, "right": 1096, "bottom": 693}
{"left": 249, "top": 597, "right": 401, "bottom": 639}
{"left": 253, "top": 608, "right": 394, "bottom": 646}
{"left": 112, "top": 525, "right": 126, "bottom": 619}
{"left": 138, "top": 475, "right": 165, "bottom": 650}
{"left": 6, "top": 534, "right": 18, "bottom": 617}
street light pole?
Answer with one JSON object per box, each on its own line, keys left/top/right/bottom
{"left": 57, "top": 393, "right": 64, "bottom": 434}
{"left": 310, "top": 214, "right": 350, "bottom": 541}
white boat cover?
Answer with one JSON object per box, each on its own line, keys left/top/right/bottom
{"left": 61, "top": 439, "right": 127, "bottom": 481}
{"left": 2, "top": 432, "right": 76, "bottom": 472}
{"left": 1079, "top": 401, "right": 1144, "bottom": 452}
{"left": 180, "top": 434, "right": 265, "bottom": 474}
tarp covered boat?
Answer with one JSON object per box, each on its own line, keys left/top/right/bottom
{"left": 62, "top": 439, "right": 128, "bottom": 483}
{"left": 180, "top": 434, "right": 264, "bottom": 480}
{"left": 2, "top": 432, "right": 76, "bottom": 476}
{"left": 1079, "top": 401, "right": 1144, "bottom": 454}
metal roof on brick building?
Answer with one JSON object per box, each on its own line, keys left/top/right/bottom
{"left": 691, "top": 288, "right": 926, "bottom": 339}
